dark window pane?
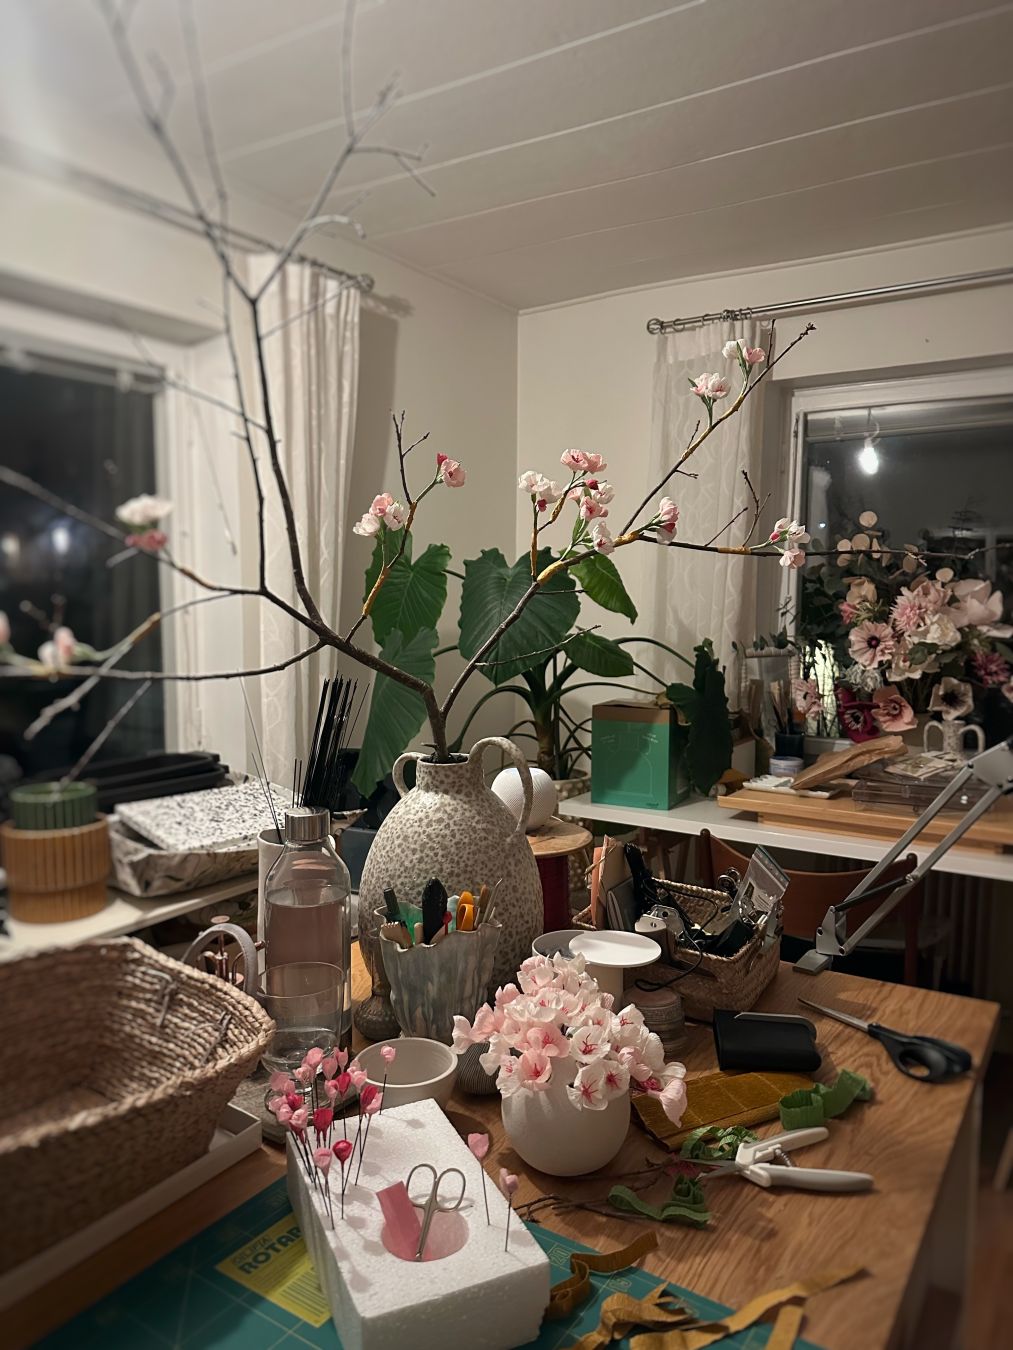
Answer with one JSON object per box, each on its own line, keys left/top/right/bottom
{"left": 0, "top": 362, "right": 164, "bottom": 774}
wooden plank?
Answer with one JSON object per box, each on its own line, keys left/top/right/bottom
{"left": 9, "top": 948, "right": 1000, "bottom": 1350}
{"left": 718, "top": 789, "right": 1013, "bottom": 852}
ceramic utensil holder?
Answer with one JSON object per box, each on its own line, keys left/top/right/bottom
{"left": 0, "top": 817, "right": 110, "bottom": 922}
{"left": 287, "top": 1097, "right": 549, "bottom": 1350}
{"left": 376, "top": 913, "right": 501, "bottom": 1044}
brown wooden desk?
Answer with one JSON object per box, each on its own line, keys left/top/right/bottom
{"left": 9, "top": 949, "right": 998, "bottom": 1350}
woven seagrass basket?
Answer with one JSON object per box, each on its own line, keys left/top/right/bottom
{"left": 0, "top": 937, "right": 274, "bottom": 1273}
{"left": 575, "top": 877, "right": 780, "bottom": 1021}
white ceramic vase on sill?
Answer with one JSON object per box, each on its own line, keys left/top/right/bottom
{"left": 501, "top": 1068, "right": 630, "bottom": 1176}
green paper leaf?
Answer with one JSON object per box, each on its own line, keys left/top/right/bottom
{"left": 571, "top": 553, "right": 638, "bottom": 622}
{"left": 362, "top": 538, "right": 449, "bottom": 647}
{"left": 567, "top": 632, "right": 635, "bottom": 678}
{"left": 351, "top": 628, "right": 438, "bottom": 797}
{"left": 458, "top": 548, "right": 579, "bottom": 685}
{"left": 608, "top": 1177, "right": 711, "bottom": 1228}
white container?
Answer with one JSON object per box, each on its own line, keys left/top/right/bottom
{"left": 355, "top": 1037, "right": 457, "bottom": 1110}
{"left": 288, "top": 1097, "right": 550, "bottom": 1350}
{"left": 501, "top": 1069, "right": 630, "bottom": 1177}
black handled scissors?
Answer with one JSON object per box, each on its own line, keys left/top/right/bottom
{"left": 798, "top": 997, "right": 972, "bottom": 1084}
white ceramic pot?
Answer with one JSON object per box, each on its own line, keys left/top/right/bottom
{"left": 501, "top": 1067, "right": 630, "bottom": 1176}
{"left": 357, "top": 739, "right": 543, "bottom": 1013}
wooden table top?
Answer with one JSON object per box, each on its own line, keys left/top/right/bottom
{"left": 10, "top": 947, "right": 999, "bottom": 1350}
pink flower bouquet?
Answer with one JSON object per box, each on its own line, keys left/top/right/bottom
{"left": 452, "top": 951, "right": 687, "bottom": 1125}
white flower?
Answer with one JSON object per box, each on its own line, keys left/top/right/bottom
{"left": 590, "top": 519, "right": 615, "bottom": 555}
{"left": 949, "top": 579, "right": 1013, "bottom": 638}
{"left": 569, "top": 1022, "right": 611, "bottom": 1062}
{"left": 601, "top": 1059, "right": 631, "bottom": 1099}
{"left": 352, "top": 513, "right": 381, "bottom": 537}
{"left": 909, "top": 613, "right": 961, "bottom": 652}
{"left": 928, "top": 677, "right": 974, "bottom": 721}
{"left": 722, "top": 339, "right": 745, "bottom": 360}
{"left": 518, "top": 470, "right": 542, "bottom": 493}
{"left": 116, "top": 494, "right": 172, "bottom": 529}
{"left": 566, "top": 1061, "right": 609, "bottom": 1110}
{"left": 382, "top": 500, "right": 407, "bottom": 530}
{"left": 37, "top": 626, "right": 76, "bottom": 668}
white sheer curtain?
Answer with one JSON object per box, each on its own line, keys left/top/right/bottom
{"left": 643, "top": 320, "right": 768, "bottom": 706}
{"left": 245, "top": 260, "right": 360, "bottom": 783}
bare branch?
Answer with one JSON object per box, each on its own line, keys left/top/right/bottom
{"left": 62, "top": 681, "right": 151, "bottom": 785}
{"left": 474, "top": 625, "right": 601, "bottom": 669}
{"left": 5, "top": 640, "right": 327, "bottom": 685}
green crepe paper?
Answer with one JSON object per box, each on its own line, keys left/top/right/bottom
{"left": 608, "top": 1175, "right": 712, "bottom": 1228}
{"left": 779, "top": 1070, "right": 873, "bottom": 1130}
{"left": 679, "top": 1125, "right": 757, "bottom": 1160}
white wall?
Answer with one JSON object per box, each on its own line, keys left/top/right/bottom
{"left": 517, "top": 226, "right": 1013, "bottom": 668}
{"left": 0, "top": 148, "right": 518, "bottom": 769}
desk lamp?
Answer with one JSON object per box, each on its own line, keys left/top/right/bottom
{"left": 795, "top": 737, "right": 1013, "bottom": 975}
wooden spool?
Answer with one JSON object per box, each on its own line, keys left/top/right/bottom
{"left": 0, "top": 817, "right": 110, "bottom": 923}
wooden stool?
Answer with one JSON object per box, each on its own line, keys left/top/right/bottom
{"left": 528, "top": 817, "right": 593, "bottom": 931}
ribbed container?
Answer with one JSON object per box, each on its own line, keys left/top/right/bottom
{"left": 10, "top": 782, "right": 97, "bottom": 830}
{"left": 0, "top": 817, "right": 111, "bottom": 922}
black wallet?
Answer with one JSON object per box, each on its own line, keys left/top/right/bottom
{"left": 712, "top": 1009, "right": 822, "bottom": 1073}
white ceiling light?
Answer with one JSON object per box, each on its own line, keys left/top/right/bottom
{"left": 858, "top": 440, "right": 879, "bottom": 476}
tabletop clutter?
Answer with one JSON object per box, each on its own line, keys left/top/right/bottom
{"left": 0, "top": 727, "right": 985, "bottom": 1350}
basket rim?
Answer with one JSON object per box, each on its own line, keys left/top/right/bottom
{"left": 0, "top": 936, "right": 274, "bottom": 1155}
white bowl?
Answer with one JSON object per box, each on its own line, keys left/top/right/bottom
{"left": 531, "top": 928, "right": 585, "bottom": 959}
{"left": 356, "top": 1037, "right": 457, "bottom": 1110}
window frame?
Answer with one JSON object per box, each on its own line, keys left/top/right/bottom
{"left": 781, "top": 365, "right": 1013, "bottom": 635}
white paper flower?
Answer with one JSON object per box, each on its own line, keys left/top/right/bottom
{"left": 115, "top": 494, "right": 172, "bottom": 528}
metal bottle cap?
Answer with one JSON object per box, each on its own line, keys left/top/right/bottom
{"left": 283, "top": 806, "right": 330, "bottom": 843}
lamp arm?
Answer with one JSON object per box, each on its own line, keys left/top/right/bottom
{"left": 795, "top": 737, "right": 1013, "bottom": 975}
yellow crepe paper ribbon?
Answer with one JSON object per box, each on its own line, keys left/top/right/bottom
{"left": 546, "top": 1232, "right": 661, "bottom": 1320}
{"left": 567, "top": 1264, "right": 865, "bottom": 1350}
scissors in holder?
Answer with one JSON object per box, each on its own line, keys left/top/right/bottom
{"left": 406, "top": 1163, "right": 466, "bottom": 1261}
{"left": 798, "top": 997, "right": 973, "bottom": 1084}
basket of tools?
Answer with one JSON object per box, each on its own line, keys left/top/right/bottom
{"left": 0, "top": 937, "right": 274, "bottom": 1273}
{"left": 647, "top": 877, "right": 781, "bottom": 1020}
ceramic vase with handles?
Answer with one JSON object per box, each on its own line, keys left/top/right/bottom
{"left": 501, "top": 1067, "right": 630, "bottom": 1176}
{"left": 355, "top": 737, "right": 544, "bottom": 1039}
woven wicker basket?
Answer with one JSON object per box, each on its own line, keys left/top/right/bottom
{"left": 574, "top": 878, "right": 780, "bottom": 1021}
{"left": 0, "top": 937, "right": 274, "bottom": 1273}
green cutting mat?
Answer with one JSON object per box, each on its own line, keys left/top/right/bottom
{"left": 39, "top": 1178, "right": 822, "bottom": 1349}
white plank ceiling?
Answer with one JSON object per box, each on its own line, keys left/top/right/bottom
{"left": 2, "top": 0, "right": 1012, "bottom": 309}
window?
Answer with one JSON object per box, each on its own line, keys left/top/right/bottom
{"left": 0, "top": 351, "right": 165, "bottom": 774}
{"left": 799, "top": 395, "right": 1013, "bottom": 616}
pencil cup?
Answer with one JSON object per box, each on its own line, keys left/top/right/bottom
{"left": 376, "top": 910, "right": 501, "bottom": 1044}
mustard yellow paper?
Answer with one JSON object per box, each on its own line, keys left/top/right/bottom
{"left": 215, "top": 1212, "right": 331, "bottom": 1327}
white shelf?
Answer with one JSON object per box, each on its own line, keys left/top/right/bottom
{"left": 0, "top": 874, "right": 257, "bottom": 960}
{"left": 556, "top": 793, "right": 1013, "bottom": 884}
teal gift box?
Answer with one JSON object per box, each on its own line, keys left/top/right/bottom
{"left": 591, "top": 700, "right": 690, "bottom": 810}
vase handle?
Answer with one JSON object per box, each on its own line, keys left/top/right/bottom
{"left": 469, "top": 737, "right": 533, "bottom": 841}
{"left": 392, "top": 751, "right": 425, "bottom": 798}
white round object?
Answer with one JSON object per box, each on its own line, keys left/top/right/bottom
{"left": 569, "top": 931, "right": 662, "bottom": 1003}
{"left": 357, "top": 1037, "right": 457, "bottom": 1110}
{"left": 491, "top": 765, "right": 557, "bottom": 831}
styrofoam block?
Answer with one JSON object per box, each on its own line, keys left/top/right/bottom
{"left": 287, "top": 1097, "right": 550, "bottom": 1350}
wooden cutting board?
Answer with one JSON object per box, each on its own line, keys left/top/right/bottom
{"left": 718, "top": 788, "right": 1013, "bottom": 852}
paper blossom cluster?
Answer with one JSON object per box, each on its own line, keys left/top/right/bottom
{"left": 267, "top": 1043, "right": 391, "bottom": 1226}
{"left": 115, "top": 493, "right": 172, "bottom": 552}
{"left": 352, "top": 450, "right": 466, "bottom": 537}
{"left": 798, "top": 509, "right": 1013, "bottom": 740}
{"left": 452, "top": 950, "right": 687, "bottom": 1124}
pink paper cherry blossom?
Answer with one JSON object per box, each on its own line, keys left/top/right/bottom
{"left": 333, "top": 1139, "right": 354, "bottom": 1165}
{"left": 363, "top": 1093, "right": 383, "bottom": 1117}
{"left": 321, "top": 1056, "right": 338, "bottom": 1079}
{"left": 499, "top": 1169, "right": 519, "bottom": 1197}
{"left": 381, "top": 1045, "right": 397, "bottom": 1065}
{"left": 293, "top": 1064, "right": 314, "bottom": 1086}
{"left": 303, "top": 1048, "right": 324, "bottom": 1070}
{"left": 269, "top": 1071, "right": 295, "bottom": 1093}
{"left": 314, "top": 1147, "right": 332, "bottom": 1172}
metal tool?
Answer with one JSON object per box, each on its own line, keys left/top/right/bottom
{"left": 795, "top": 737, "right": 1013, "bottom": 974}
{"left": 798, "top": 997, "right": 972, "bottom": 1084}
{"left": 694, "top": 1127, "right": 873, "bottom": 1192}
{"left": 406, "top": 1163, "right": 466, "bottom": 1260}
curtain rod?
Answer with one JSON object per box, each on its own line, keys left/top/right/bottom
{"left": 0, "top": 136, "right": 375, "bottom": 294}
{"left": 645, "top": 266, "right": 1013, "bottom": 335}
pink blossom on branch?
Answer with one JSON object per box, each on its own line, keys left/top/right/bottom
{"left": 690, "top": 372, "right": 731, "bottom": 401}
{"left": 655, "top": 496, "right": 679, "bottom": 543}
{"left": 722, "top": 338, "right": 766, "bottom": 367}
{"left": 436, "top": 452, "right": 466, "bottom": 487}
{"left": 779, "top": 546, "right": 806, "bottom": 570}
{"left": 352, "top": 513, "right": 381, "bottom": 537}
{"left": 560, "top": 449, "right": 607, "bottom": 473}
{"left": 589, "top": 520, "right": 615, "bottom": 555}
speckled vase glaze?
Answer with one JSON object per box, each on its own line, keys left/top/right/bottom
{"left": 355, "top": 738, "right": 543, "bottom": 1038}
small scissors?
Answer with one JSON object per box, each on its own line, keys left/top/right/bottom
{"left": 798, "top": 997, "right": 972, "bottom": 1084}
{"left": 406, "top": 1163, "right": 466, "bottom": 1261}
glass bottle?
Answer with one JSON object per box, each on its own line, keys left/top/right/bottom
{"left": 264, "top": 807, "right": 352, "bottom": 1047}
